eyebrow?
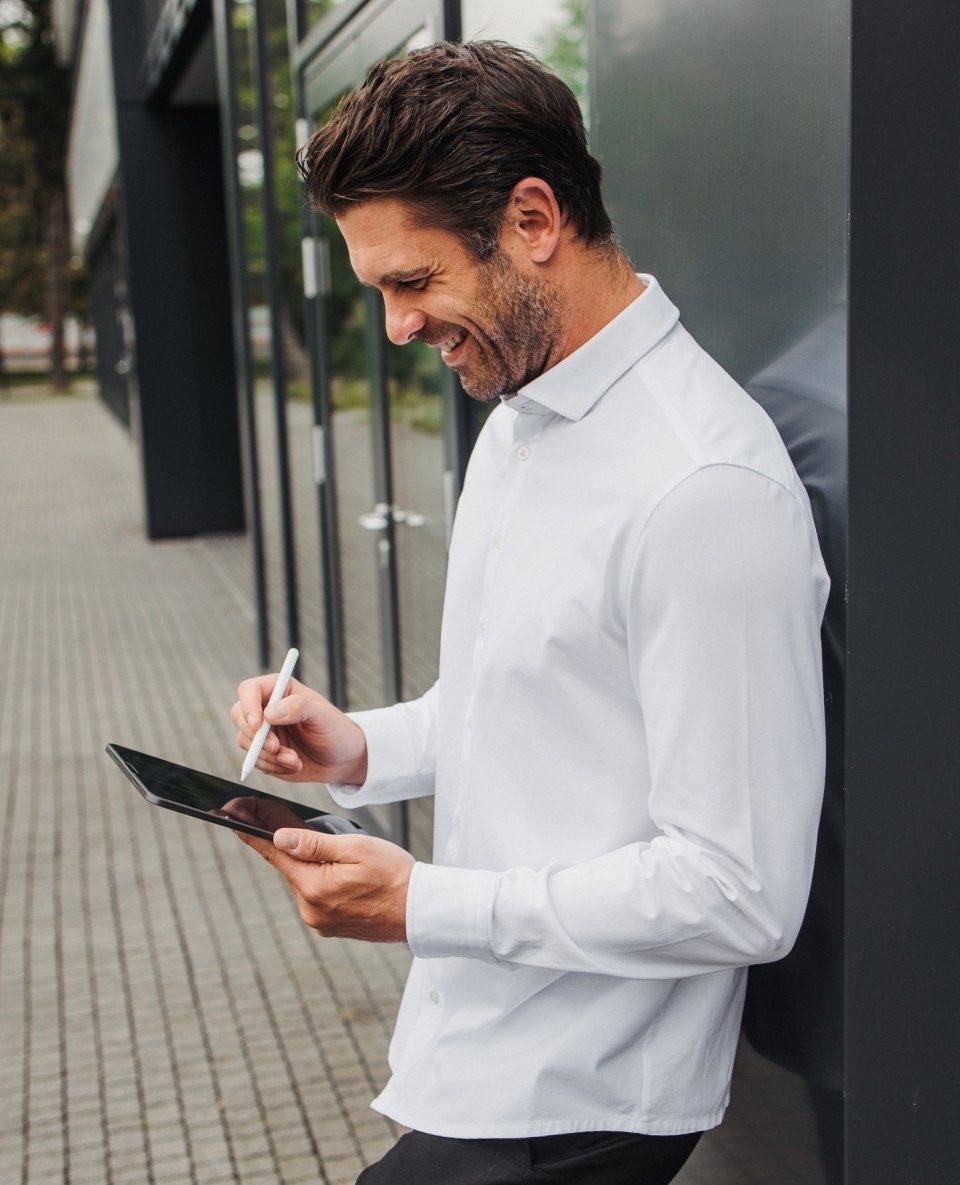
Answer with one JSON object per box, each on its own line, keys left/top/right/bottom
{"left": 372, "top": 267, "right": 432, "bottom": 287}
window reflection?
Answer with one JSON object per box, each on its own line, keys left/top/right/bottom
{"left": 232, "top": 0, "right": 331, "bottom": 684}
{"left": 300, "top": 0, "right": 343, "bottom": 36}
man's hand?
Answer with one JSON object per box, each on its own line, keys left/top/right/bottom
{"left": 231, "top": 675, "right": 368, "bottom": 785}
{"left": 237, "top": 827, "right": 414, "bottom": 943}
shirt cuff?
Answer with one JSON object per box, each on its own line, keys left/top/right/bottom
{"left": 406, "top": 861, "right": 502, "bottom": 962}
{"left": 326, "top": 704, "right": 433, "bottom": 807}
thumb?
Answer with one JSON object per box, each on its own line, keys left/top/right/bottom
{"left": 273, "top": 827, "right": 345, "bottom": 863}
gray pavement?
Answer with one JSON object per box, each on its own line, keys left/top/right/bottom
{"left": 1, "top": 389, "right": 409, "bottom": 1184}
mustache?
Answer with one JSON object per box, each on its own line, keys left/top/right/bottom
{"left": 412, "top": 320, "right": 465, "bottom": 348}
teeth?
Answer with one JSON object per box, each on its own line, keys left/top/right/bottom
{"left": 440, "top": 332, "right": 466, "bottom": 352}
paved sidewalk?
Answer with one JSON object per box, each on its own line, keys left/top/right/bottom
{"left": 0, "top": 391, "right": 410, "bottom": 1184}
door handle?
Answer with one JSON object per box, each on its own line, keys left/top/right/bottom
{"left": 392, "top": 508, "right": 426, "bottom": 528}
{"left": 358, "top": 503, "right": 426, "bottom": 530}
{"left": 358, "top": 510, "right": 390, "bottom": 530}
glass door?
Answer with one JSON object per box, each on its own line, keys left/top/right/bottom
{"left": 298, "top": 0, "right": 455, "bottom": 846}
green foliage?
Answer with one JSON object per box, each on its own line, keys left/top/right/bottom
{"left": 0, "top": 0, "right": 71, "bottom": 318}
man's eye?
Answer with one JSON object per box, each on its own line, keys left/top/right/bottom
{"left": 405, "top": 277, "right": 430, "bottom": 292}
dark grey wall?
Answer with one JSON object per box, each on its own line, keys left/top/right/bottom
{"left": 107, "top": 0, "right": 245, "bottom": 539}
{"left": 591, "top": 0, "right": 849, "bottom": 387}
{"left": 845, "top": 1, "right": 960, "bottom": 1182}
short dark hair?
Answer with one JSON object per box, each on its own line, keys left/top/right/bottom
{"left": 297, "top": 40, "right": 614, "bottom": 259}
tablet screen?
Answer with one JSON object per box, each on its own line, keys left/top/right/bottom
{"left": 106, "top": 743, "right": 362, "bottom": 839}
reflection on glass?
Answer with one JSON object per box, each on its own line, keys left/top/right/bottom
{"left": 315, "top": 171, "right": 423, "bottom": 845}
{"left": 232, "top": 0, "right": 330, "bottom": 685}
{"left": 387, "top": 339, "right": 447, "bottom": 701}
{"left": 300, "top": 0, "right": 342, "bottom": 37}
{"left": 265, "top": 0, "right": 331, "bottom": 691}
{"left": 674, "top": 1038, "right": 830, "bottom": 1185}
{"left": 231, "top": 0, "right": 289, "bottom": 665}
{"left": 322, "top": 206, "right": 388, "bottom": 711}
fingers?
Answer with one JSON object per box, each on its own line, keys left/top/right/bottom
{"left": 233, "top": 727, "right": 302, "bottom": 778}
{"left": 232, "top": 676, "right": 316, "bottom": 776}
{"left": 234, "top": 673, "right": 274, "bottom": 732}
{"left": 237, "top": 830, "right": 412, "bottom": 941}
{"left": 273, "top": 827, "right": 350, "bottom": 863}
{"left": 235, "top": 674, "right": 307, "bottom": 732}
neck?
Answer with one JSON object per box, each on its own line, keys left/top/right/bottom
{"left": 554, "top": 247, "right": 645, "bottom": 361}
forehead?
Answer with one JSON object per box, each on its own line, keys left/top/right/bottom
{"left": 336, "top": 198, "right": 471, "bottom": 285}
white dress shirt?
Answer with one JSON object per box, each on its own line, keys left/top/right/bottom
{"left": 330, "top": 275, "right": 829, "bottom": 1138}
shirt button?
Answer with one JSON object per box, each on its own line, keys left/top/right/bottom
{"left": 478, "top": 620, "right": 486, "bottom": 637}
{"left": 429, "top": 990, "right": 441, "bottom": 1004}
{"left": 517, "top": 445, "right": 531, "bottom": 460}
{"left": 492, "top": 530, "right": 503, "bottom": 549}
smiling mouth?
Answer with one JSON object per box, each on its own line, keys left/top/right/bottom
{"left": 438, "top": 330, "right": 467, "bottom": 360}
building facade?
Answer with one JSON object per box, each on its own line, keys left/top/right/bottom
{"left": 56, "top": 2, "right": 959, "bottom": 1183}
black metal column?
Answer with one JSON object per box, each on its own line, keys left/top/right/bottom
{"left": 107, "top": 2, "right": 246, "bottom": 540}
{"left": 212, "top": 0, "right": 270, "bottom": 666}
{"left": 846, "top": 1, "right": 960, "bottom": 1181}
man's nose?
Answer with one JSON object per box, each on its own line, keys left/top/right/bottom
{"left": 383, "top": 297, "right": 427, "bottom": 346}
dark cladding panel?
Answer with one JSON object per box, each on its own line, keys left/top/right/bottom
{"left": 114, "top": 102, "right": 245, "bottom": 538}
{"left": 591, "top": 0, "right": 849, "bottom": 387}
{"left": 845, "top": 0, "right": 960, "bottom": 1181}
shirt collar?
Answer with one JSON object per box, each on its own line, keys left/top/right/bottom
{"left": 503, "top": 274, "right": 680, "bottom": 420}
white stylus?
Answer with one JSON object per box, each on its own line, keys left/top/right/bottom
{"left": 240, "top": 647, "right": 299, "bottom": 782}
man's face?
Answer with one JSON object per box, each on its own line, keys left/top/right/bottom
{"left": 337, "top": 198, "right": 563, "bottom": 401}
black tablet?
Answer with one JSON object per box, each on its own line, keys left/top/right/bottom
{"left": 106, "top": 743, "right": 365, "bottom": 840}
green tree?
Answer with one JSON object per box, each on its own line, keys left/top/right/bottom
{"left": 0, "top": 0, "right": 72, "bottom": 388}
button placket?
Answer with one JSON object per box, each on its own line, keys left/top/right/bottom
{"left": 449, "top": 411, "right": 542, "bottom": 866}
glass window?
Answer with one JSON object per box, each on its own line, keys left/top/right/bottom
{"left": 231, "top": 0, "right": 332, "bottom": 688}
{"left": 298, "top": 0, "right": 346, "bottom": 38}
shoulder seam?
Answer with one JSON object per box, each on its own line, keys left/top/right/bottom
{"left": 622, "top": 462, "right": 809, "bottom": 609}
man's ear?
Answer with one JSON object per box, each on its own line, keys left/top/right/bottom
{"left": 502, "top": 177, "right": 562, "bottom": 264}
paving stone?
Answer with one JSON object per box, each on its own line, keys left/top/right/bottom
{"left": 0, "top": 393, "right": 412, "bottom": 1185}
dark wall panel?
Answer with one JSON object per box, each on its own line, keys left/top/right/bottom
{"left": 845, "top": 0, "right": 960, "bottom": 1181}
{"left": 591, "top": 0, "right": 849, "bottom": 387}
{"left": 115, "top": 103, "right": 245, "bottom": 537}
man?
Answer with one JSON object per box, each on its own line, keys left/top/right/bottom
{"left": 231, "top": 40, "right": 829, "bottom": 1185}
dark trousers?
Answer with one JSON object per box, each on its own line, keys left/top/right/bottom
{"left": 356, "top": 1129, "right": 702, "bottom": 1184}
